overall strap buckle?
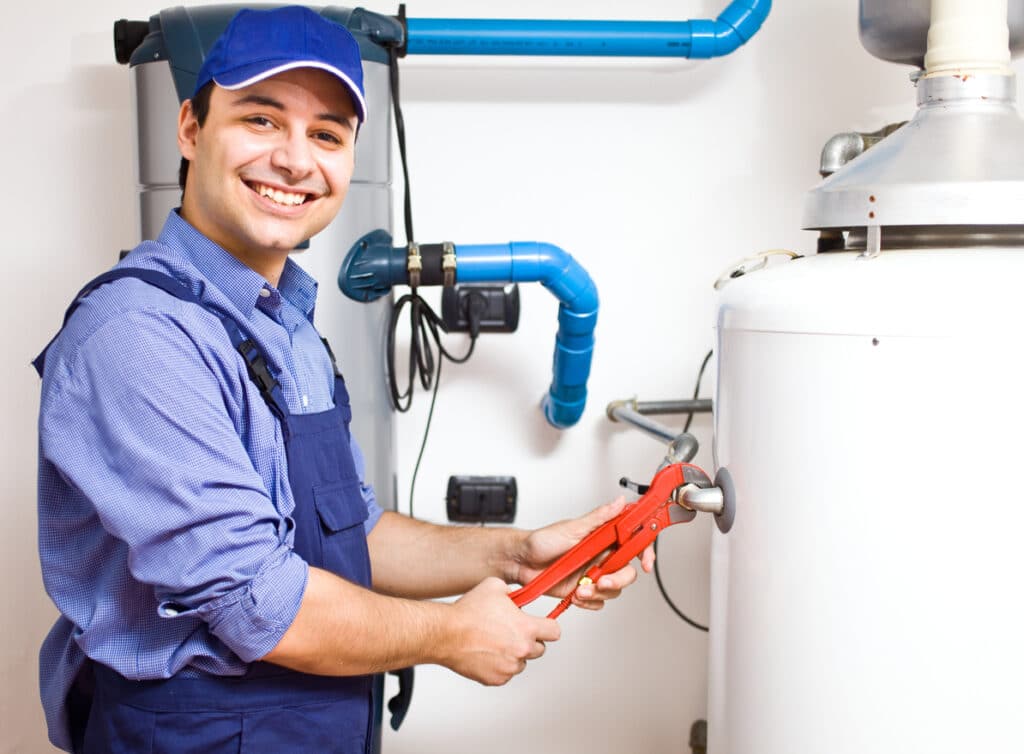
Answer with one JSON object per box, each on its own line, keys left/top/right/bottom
{"left": 236, "top": 338, "right": 285, "bottom": 418}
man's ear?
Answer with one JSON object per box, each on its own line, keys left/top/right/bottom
{"left": 178, "top": 99, "right": 199, "bottom": 160}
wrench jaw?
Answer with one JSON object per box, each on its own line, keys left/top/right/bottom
{"left": 671, "top": 466, "right": 715, "bottom": 520}
{"left": 680, "top": 465, "right": 713, "bottom": 489}
{"left": 669, "top": 498, "right": 698, "bottom": 524}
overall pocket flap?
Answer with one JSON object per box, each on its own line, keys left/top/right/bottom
{"left": 312, "top": 481, "right": 368, "bottom": 533}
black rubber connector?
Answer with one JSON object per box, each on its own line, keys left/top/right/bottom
{"left": 113, "top": 19, "right": 151, "bottom": 65}
{"left": 416, "top": 244, "right": 448, "bottom": 287}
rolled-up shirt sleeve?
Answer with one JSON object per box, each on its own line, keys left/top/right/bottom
{"left": 349, "top": 438, "right": 384, "bottom": 534}
{"left": 193, "top": 549, "right": 307, "bottom": 662}
{"left": 40, "top": 305, "right": 306, "bottom": 662}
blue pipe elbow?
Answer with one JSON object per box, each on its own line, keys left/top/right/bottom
{"left": 688, "top": 0, "right": 771, "bottom": 58}
{"left": 459, "top": 241, "right": 598, "bottom": 429}
{"left": 338, "top": 233, "right": 598, "bottom": 429}
{"left": 404, "top": 0, "right": 770, "bottom": 59}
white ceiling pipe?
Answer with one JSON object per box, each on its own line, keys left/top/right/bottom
{"left": 924, "top": 0, "right": 1012, "bottom": 76}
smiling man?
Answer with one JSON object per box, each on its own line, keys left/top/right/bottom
{"left": 35, "top": 7, "right": 650, "bottom": 754}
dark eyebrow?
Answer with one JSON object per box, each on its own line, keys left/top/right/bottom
{"left": 233, "top": 94, "right": 284, "bottom": 110}
{"left": 318, "top": 113, "right": 355, "bottom": 133}
{"left": 232, "top": 94, "right": 353, "bottom": 133}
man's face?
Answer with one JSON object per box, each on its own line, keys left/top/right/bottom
{"left": 177, "top": 68, "right": 358, "bottom": 275}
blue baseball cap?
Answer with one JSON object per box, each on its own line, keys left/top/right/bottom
{"left": 193, "top": 6, "right": 367, "bottom": 123}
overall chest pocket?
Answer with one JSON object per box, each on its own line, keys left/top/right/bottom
{"left": 312, "top": 481, "right": 372, "bottom": 588}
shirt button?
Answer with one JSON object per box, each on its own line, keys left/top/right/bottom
{"left": 301, "top": 394, "right": 309, "bottom": 408}
{"left": 258, "top": 288, "right": 271, "bottom": 298}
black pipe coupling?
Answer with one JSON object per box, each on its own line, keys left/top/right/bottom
{"left": 407, "top": 242, "right": 456, "bottom": 289}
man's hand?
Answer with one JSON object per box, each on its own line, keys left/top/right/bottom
{"left": 443, "top": 577, "right": 561, "bottom": 686}
{"left": 514, "top": 497, "right": 656, "bottom": 611}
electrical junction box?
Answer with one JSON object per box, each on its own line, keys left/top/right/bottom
{"left": 446, "top": 476, "right": 517, "bottom": 524}
{"left": 441, "top": 283, "right": 520, "bottom": 333}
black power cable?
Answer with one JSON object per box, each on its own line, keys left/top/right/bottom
{"left": 653, "top": 349, "right": 714, "bottom": 632}
{"left": 386, "top": 293, "right": 476, "bottom": 414}
{"left": 683, "top": 349, "right": 713, "bottom": 433}
{"left": 383, "top": 17, "right": 484, "bottom": 517}
{"left": 653, "top": 538, "right": 708, "bottom": 632}
{"left": 388, "top": 40, "right": 414, "bottom": 245}
{"left": 392, "top": 294, "right": 483, "bottom": 518}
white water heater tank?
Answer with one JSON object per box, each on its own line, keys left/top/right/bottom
{"left": 707, "top": 3, "right": 1024, "bottom": 750}
{"left": 709, "top": 247, "right": 1024, "bottom": 752}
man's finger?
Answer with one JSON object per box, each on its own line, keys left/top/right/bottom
{"left": 527, "top": 640, "right": 547, "bottom": 660}
{"left": 596, "top": 565, "right": 637, "bottom": 592}
{"left": 534, "top": 617, "right": 561, "bottom": 643}
{"left": 639, "top": 544, "right": 656, "bottom": 573}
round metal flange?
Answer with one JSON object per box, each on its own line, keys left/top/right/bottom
{"left": 713, "top": 467, "right": 736, "bottom": 534}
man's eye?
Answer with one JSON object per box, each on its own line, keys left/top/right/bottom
{"left": 246, "top": 116, "right": 274, "bottom": 128}
{"left": 313, "top": 131, "right": 343, "bottom": 146}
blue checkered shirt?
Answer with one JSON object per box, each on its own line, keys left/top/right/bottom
{"left": 36, "top": 209, "right": 383, "bottom": 751}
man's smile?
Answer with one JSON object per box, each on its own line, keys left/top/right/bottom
{"left": 243, "top": 179, "right": 319, "bottom": 207}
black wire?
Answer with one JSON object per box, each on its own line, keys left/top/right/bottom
{"left": 683, "top": 349, "right": 713, "bottom": 433}
{"left": 388, "top": 44, "right": 414, "bottom": 245}
{"left": 653, "top": 538, "right": 708, "bottom": 632}
{"left": 386, "top": 30, "right": 479, "bottom": 515}
{"left": 386, "top": 294, "right": 476, "bottom": 413}
{"left": 386, "top": 293, "right": 477, "bottom": 517}
{"left": 408, "top": 357, "right": 442, "bottom": 520}
{"left": 653, "top": 348, "right": 715, "bottom": 632}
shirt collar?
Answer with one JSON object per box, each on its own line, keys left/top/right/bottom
{"left": 158, "top": 210, "right": 318, "bottom": 320}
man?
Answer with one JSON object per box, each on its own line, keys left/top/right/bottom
{"left": 35, "top": 7, "right": 651, "bottom": 753}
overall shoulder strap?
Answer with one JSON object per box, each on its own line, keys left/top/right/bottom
{"left": 32, "top": 267, "right": 287, "bottom": 420}
{"left": 32, "top": 268, "right": 197, "bottom": 377}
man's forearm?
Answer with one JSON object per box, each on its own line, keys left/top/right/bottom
{"left": 263, "top": 565, "right": 560, "bottom": 686}
{"left": 263, "top": 566, "right": 455, "bottom": 675}
{"left": 367, "top": 511, "right": 530, "bottom": 599}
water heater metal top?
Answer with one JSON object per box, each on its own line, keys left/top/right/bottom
{"left": 803, "top": 72, "right": 1024, "bottom": 231}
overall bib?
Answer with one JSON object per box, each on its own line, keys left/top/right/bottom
{"left": 38, "top": 269, "right": 374, "bottom": 754}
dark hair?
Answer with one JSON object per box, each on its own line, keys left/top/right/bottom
{"left": 178, "top": 82, "right": 214, "bottom": 192}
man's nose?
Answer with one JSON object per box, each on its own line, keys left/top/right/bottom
{"left": 270, "top": 130, "right": 315, "bottom": 179}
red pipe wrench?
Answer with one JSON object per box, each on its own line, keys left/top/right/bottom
{"left": 509, "top": 462, "right": 712, "bottom": 619}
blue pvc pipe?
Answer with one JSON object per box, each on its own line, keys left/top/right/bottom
{"left": 455, "top": 242, "right": 598, "bottom": 429}
{"left": 405, "top": 0, "right": 770, "bottom": 59}
{"left": 338, "top": 234, "right": 598, "bottom": 429}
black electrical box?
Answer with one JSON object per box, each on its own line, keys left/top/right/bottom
{"left": 446, "top": 476, "right": 517, "bottom": 524}
{"left": 441, "top": 283, "right": 520, "bottom": 333}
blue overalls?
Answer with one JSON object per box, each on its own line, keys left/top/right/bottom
{"left": 36, "top": 268, "right": 374, "bottom": 754}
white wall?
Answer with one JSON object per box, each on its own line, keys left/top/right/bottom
{"left": 3, "top": 1, "right": 921, "bottom": 752}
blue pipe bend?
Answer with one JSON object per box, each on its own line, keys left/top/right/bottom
{"left": 456, "top": 242, "right": 598, "bottom": 429}
{"left": 404, "top": 0, "right": 770, "bottom": 59}
{"left": 337, "top": 234, "right": 599, "bottom": 429}
{"left": 690, "top": 0, "right": 770, "bottom": 58}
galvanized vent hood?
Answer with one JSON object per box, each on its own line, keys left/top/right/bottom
{"left": 804, "top": 0, "right": 1024, "bottom": 243}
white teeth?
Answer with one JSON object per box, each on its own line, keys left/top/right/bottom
{"left": 254, "top": 183, "right": 306, "bottom": 206}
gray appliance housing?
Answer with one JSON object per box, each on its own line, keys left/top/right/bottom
{"left": 859, "top": 0, "right": 1024, "bottom": 66}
